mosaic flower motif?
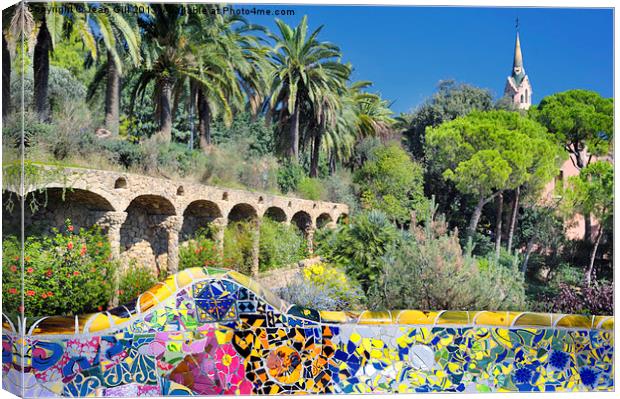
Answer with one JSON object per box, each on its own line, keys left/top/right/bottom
{"left": 579, "top": 367, "right": 599, "bottom": 388}
{"left": 215, "top": 344, "right": 253, "bottom": 394}
{"left": 513, "top": 367, "right": 533, "bottom": 385}
{"left": 548, "top": 350, "right": 570, "bottom": 370}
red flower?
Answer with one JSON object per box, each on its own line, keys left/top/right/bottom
{"left": 26, "top": 267, "right": 33, "bottom": 274}
{"left": 26, "top": 290, "right": 35, "bottom": 297}
{"left": 10, "top": 265, "right": 17, "bottom": 272}
{"left": 8, "top": 288, "right": 17, "bottom": 295}
{"left": 97, "top": 306, "right": 103, "bottom": 311}
{"left": 67, "top": 242, "right": 74, "bottom": 250}
{"left": 13, "top": 256, "right": 19, "bottom": 261}
{"left": 80, "top": 245, "right": 87, "bottom": 256}
{"left": 73, "top": 271, "right": 80, "bottom": 276}
{"left": 68, "top": 225, "right": 74, "bottom": 232}
{"left": 41, "top": 293, "right": 48, "bottom": 299}
{"left": 24, "top": 256, "right": 30, "bottom": 262}
{"left": 45, "top": 270, "right": 53, "bottom": 278}
{"left": 47, "top": 291, "right": 53, "bottom": 297}
{"left": 18, "top": 305, "right": 24, "bottom": 313}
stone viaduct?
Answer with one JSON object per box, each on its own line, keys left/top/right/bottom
{"left": 2, "top": 167, "right": 349, "bottom": 277}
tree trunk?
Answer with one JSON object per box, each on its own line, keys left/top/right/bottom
{"left": 521, "top": 239, "right": 535, "bottom": 273}
{"left": 310, "top": 132, "right": 322, "bottom": 177}
{"left": 328, "top": 151, "right": 336, "bottom": 175}
{"left": 584, "top": 213, "right": 592, "bottom": 243}
{"left": 584, "top": 226, "right": 603, "bottom": 287}
{"left": 506, "top": 186, "right": 520, "bottom": 253}
{"left": 288, "top": 100, "right": 300, "bottom": 161}
{"left": 467, "top": 193, "right": 498, "bottom": 242}
{"left": 197, "top": 88, "right": 211, "bottom": 151}
{"left": 494, "top": 192, "right": 503, "bottom": 259}
{"left": 104, "top": 51, "right": 120, "bottom": 135}
{"left": 2, "top": 36, "right": 10, "bottom": 117}
{"left": 33, "top": 18, "right": 51, "bottom": 122}
{"left": 158, "top": 77, "right": 174, "bottom": 142}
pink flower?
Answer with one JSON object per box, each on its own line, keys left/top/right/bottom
{"left": 8, "top": 288, "right": 17, "bottom": 295}
{"left": 68, "top": 225, "right": 74, "bottom": 232}
{"left": 67, "top": 242, "right": 74, "bottom": 250}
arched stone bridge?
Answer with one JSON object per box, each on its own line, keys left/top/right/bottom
{"left": 3, "top": 167, "right": 349, "bottom": 276}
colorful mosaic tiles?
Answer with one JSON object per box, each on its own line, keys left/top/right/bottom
{"left": 2, "top": 268, "right": 614, "bottom": 397}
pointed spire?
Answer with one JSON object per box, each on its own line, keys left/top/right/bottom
{"left": 513, "top": 31, "right": 523, "bottom": 70}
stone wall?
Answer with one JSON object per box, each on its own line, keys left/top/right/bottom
{"left": 11, "top": 167, "right": 348, "bottom": 276}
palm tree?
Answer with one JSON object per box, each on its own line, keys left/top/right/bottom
{"left": 268, "top": 16, "right": 350, "bottom": 163}
{"left": 86, "top": 11, "right": 141, "bottom": 135}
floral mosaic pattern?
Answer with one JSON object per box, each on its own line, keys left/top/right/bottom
{"left": 2, "top": 271, "right": 614, "bottom": 397}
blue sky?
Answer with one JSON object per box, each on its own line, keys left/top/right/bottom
{"left": 242, "top": 5, "right": 613, "bottom": 114}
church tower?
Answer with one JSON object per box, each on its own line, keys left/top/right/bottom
{"left": 504, "top": 26, "right": 532, "bottom": 110}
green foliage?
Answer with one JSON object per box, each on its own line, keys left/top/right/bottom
{"left": 224, "top": 221, "right": 257, "bottom": 275}
{"left": 2, "top": 220, "right": 117, "bottom": 319}
{"left": 532, "top": 89, "right": 613, "bottom": 168}
{"left": 117, "top": 263, "right": 159, "bottom": 305}
{"left": 296, "top": 177, "right": 326, "bottom": 201}
{"left": 322, "top": 170, "right": 360, "bottom": 213}
{"left": 13, "top": 66, "right": 87, "bottom": 113}
{"left": 354, "top": 144, "right": 427, "bottom": 224}
{"left": 277, "top": 160, "right": 306, "bottom": 193}
{"left": 301, "top": 263, "right": 365, "bottom": 309}
{"left": 315, "top": 210, "right": 400, "bottom": 293}
{"left": 367, "top": 205, "right": 525, "bottom": 311}
{"left": 179, "top": 227, "right": 229, "bottom": 270}
{"left": 211, "top": 112, "right": 275, "bottom": 157}
{"left": 259, "top": 218, "right": 308, "bottom": 271}
{"left": 50, "top": 31, "right": 96, "bottom": 85}
{"left": 562, "top": 161, "right": 614, "bottom": 228}
{"left": 401, "top": 80, "right": 494, "bottom": 158}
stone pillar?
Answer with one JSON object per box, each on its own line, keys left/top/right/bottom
{"left": 251, "top": 219, "right": 260, "bottom": 277}
{"left": 94, "top": 211, "right": 128, "bottom": 259}
{"left": 164, "top": 215, "right": 183, "bottom": 274}
{"left": 305, "top": 224, "right": 316, "bottom": 254}
{"left": 213, "top": 217, "right": 227, "bottom": 256}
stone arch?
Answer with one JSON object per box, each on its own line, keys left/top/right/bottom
{"left": 181, "top": 200, "right": 222, "bottom": 241}
{"left": 291, "top": 210, "right": 313, "bottom": 233}
{"left": 316, "top": 213, "right": 333, "bottom": 229}
{"left": 228, "top": 203, "right": 258, "bottom": 223}
{"left": 120, "top": 195, "right": 176, "bottom": 275}
{"left": 114, "top": 177, "right": 128, "bottom": 189}
{"left": 21, "top": 188, "right": 116, "bottom": 234}
{"left": 263, "top": 206, "right": 287, "bottom": 223}
{"left": 337, "top": 213, "right": 349, "bottom": 225}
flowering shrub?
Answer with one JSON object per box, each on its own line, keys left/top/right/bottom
{"left": 179, "top": 228, "right": 232, "bottom": 270}
{"left": 117, "top": 262, "right": 159, "bottom": 304}
{"left": 2, "top": 220, "right": 117, "bottom": 319}
{"left": 278, "top": 263, "right": 364, "bottom": 310}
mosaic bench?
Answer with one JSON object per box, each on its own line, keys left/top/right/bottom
{"left": 2, "top": 267, "right": 614, "bottom": 397}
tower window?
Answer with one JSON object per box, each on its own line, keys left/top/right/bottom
{"left": 525, "top": 89, "right": 529, "bottom": 102}
{"left": 520, "top": 94, "right": 524, "bottom": 103}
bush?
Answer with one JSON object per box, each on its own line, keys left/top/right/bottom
{"left": 302, "top": 263, "right": 365, "bottom": 309}
{"left": 315, "top": 210, "right": 401, "bottom": 293}
{"left": 100, "top": 139, "right": 145, "bottom": 169}
{"left": 296, "top": 177, "right": 326, "bottom": 200}
{"left": 354, "top": 143, "right": 428, "bottom": 224}
{"left": 366, "top": 203, "right": 525, "bottom": 311}
{"left": 2, "top": 220, "right": 118, "bottom": 319}
{"left": 12, "top": 66, "right": 87, "bottom": 113}
{"left": 540, "top": 282, "right": 613, "bottom": 316}
{"left": 179, "top": 227, "right": 229, "bottom": 270}
{"left": 223, "top": 221, "right": 257, "bottom": 274}
{"left": 259, "top": 219, "right": 308, "bottom": 271}
{"left": 277, "top": 160, "right": 305, "bottom": 194}
{"left": 277, "top": 280, "right": 343, "bottom": 311}
{"left": 323, "top": 170, "right": 360, "bottom": 213}
{"left": 117, "top": 262, "right": 159, "bottom": 305}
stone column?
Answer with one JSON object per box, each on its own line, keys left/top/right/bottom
{"left": 213, "top": 217, "right": 227, "bottom": 256}
{"left": 305, "top": 224, "right": 316, "bottom": 254}
{"left": 251, "top": 219, "right": 260, "bottom": 277}
{"left": 94, "top": 211, "right": 128, "bottom": 259}
{"left": 164, "top": 215, "right": 184, "bottom": 274}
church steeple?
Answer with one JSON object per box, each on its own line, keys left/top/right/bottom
{"left": 504, "top": 20, "right": 532, "bottom": 110}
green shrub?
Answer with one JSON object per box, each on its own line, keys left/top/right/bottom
{"left": 2, "top": 220, "right": 118, "bottom": 318}
{"left": 277, "top": 160, "right": 305, "bottom": 193}
{"left": 296, "top": 177, "right": 326, "bottom": 200}
{"left": 302, "top": 263, "right": 365, "bottom": 309}
{"left": 315, "top": 210, "right": 401, "bottom": 293}
{"left": 223, "top": 221, "right": 257, "bottom": 275}
{"left": 117, "top": 262, "right": 159, "bottom": 304}
{"left": 259, "top": 218, "right": 308, "bottom": 271}
{"left": 179, "top": 227, "right": 232, "bottom": 270}
{"left": 100, "top": 139, "right": 145, "bottom": 169}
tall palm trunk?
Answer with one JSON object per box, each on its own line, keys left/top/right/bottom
{"left": 584, "top": 226, "right": 603, "bottom": 287}
{"left": 158, "top": 76, "right": 174, "bottom": 142}
{"left": 2, "top": 36, "right": 10, "bottom": 117}
{"left": 33, "top": 17, "right": 51, "bottom": 122}
{"left": 506, "top": 186, "right": 520, "bottom": 253}
{"left": 104, "top": 51, "right": 120, "bottom": 135}
{"left": 310, "top": 132, "right": 322, "bottom": 177}
{"left": 288, "top": 100, "right": 300, "bottom": 161}
{"left": 197, "top": 88, "right": 211, "bottom": 151}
